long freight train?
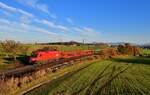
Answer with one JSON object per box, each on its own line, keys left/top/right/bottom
{"left": 29, "top": 50, "right": 95, "bottom": 63}
{"left": 0, "top": 49, "right": 98, "bottom": 79}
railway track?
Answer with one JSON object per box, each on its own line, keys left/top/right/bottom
{"left": 0, "top": 54, "right": 97, "bottom": 80}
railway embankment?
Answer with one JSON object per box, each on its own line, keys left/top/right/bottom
{"left": 0, "top": 54, "right": 103, "bottom": 95}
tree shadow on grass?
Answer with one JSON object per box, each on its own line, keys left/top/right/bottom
{"left": 140, "top": 55, "right": 150, "bottom": 58}
{"left": 3, "top": 55, "right": 30, "bottom": 65}
{"left": 3, "top": 57, "right": 14, "bottom": 64}
{"left": 111, "top": 57, "right": 150, "bottom": 65}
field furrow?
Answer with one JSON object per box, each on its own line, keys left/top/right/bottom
{"left": 26, "top": 57, "right": 150, "bottom": 95}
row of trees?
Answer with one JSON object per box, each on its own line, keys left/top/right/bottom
{"left": 99, "top": 44, "right": 140, "bottom": 59}
{"left": 0, "top": 40, "right": 140, "bottom": 63}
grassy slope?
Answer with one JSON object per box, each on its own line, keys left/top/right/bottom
{"left": 26, "top": 57, "right": 150, "bottom": 95}
{"left": 13, "top": 60, "right": 99, "bottom": 95}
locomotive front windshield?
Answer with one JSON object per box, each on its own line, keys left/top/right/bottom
{"left": 31, "top": 53, "right": 37, "bottom": 57}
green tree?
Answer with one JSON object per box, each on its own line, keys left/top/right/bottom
{"left": 0, "top": 40, "right": 21, "bottom": 61}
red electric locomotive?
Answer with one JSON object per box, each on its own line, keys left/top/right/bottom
{"left": 29, "top": 51, "right": 61, "bottom": 63}
{"left": 29, "top": 50, "right": 94, "bottom": 63}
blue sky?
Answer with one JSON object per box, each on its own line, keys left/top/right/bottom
{"left": 0, "top": 0, "right": 150, "bottom": 43}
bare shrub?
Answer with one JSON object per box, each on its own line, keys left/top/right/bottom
{"left": 99, "top": 48, "right": 118, "bottom": 59}
{"left": 21, "top": 76, "right": 30, "bottom": 84}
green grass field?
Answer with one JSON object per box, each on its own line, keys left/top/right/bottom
{"left": 26, "top": 57, "right": 150, "bottom": 95}
{"left": 141, "top": 48, "right": 150, "bottom": 55}
{"left": 26, "top": 44, "right": 100, "bottom": 52}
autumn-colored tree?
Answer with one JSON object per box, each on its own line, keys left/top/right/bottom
{"left": 99, "top": 48, "right": 118, "bottom": 59}
{"left": 132, "top": 46, "right": 140, "bottom": 56}
{"left": 117, "top": 45, "right": 126, "bottom": 54}
{"left": 117, "top": 43, "right": 140, "bottom": 56}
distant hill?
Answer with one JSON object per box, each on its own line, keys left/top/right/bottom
{"left": 37, "top": 41, "right": 83, "bottom": 46}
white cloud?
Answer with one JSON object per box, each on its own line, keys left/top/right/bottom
{"left": 36, "top": 3, "right": 49, "bottom": 13}
{"left": 0, "top": 2, "right": 101, "bottom": 42}
{"left": 20, "top": 15, "right": 31, "bottom": 24}
{"left": 0, "top": 2, "right": 35, "bottom": 25}
{"left": 66, "top": 17, "right": 74, "bottom": 24}
{"left": 0, "top": 18, "right": 101, "bottom": 42}
{"left": 0, "top": 2, "right": 16, "bottom": 12}
{"left": 73, "top": 27, "right": 84, "bottom": 32}
{"left": 74, "top": 27, "right": 99, "bottom": 33}
{"left": 83, "top": 27, "right": 97, "bottom": 33}
{"left": 73, "top": 27, "right": 101, "bottom": 42}
{"left": 41, "top": 19, "right": 70, "bottom": 31}
{"left": 0, "top": 18, "right": 57, "bottom": 35}
{"left": 57, "top": 25, "right": 70, "bottom": 31}
{"left": 32, "top": 26, "right": 57, "bottom": 35}
{"left": 18, "top": 9, "right": 34, "bottom": 17}
{"left": 16, "top": 0, "right": 57, "bottom": 19}
{"left": 42, "top": 20, "right": 56, "bottom": 28}
{"left": 0, "top": 18, "right": 11, "bottom": 24}
{"left": 0, "top": 2, "right": 34, "bottom": 18}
